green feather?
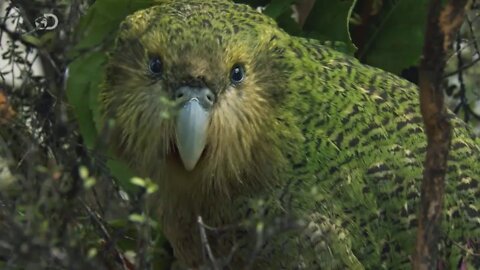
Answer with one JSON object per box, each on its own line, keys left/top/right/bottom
{"left": 99, "top": 0, "right": 480, "bottom": 268}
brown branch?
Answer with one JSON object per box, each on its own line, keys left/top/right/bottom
{"left": 413, "top": 0, "right": 468, "bottom": 269}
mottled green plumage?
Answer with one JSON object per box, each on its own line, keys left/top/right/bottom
{"left": 100, "top": 0, "right": 480, "bottom": 269}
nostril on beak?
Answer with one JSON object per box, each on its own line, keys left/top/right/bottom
{"left": 175, "top": 89, "right": 185, "bottom": 100}
{"left": 174, "top": 87, "right": 215, "bottom": 109}
{"left": 205, "top": 92, "right": 214, "bottom": 103}
{"left": 201, "top": 88, "right": 215, "bottom": 106}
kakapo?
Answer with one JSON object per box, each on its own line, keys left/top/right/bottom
{"left": 99, "top": 0, "right": 480, "bottom": 268}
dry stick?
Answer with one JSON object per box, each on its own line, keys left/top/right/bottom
{"left": 81, "top": 200, "right": 134, "bottom": 270}
{"left": 198, "top": 216, "right": 220, "bottom": 270}
{"left": 414, "top": 0, "right": 468, "bottom": 269}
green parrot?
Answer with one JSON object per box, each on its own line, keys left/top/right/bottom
{"left": 98, "top": 0, "right": 480, "bottom": 268}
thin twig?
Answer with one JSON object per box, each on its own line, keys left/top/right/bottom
{"left": 197, "top": 216, "right": 219, "bottom": 270}
{"left": 81, "top": 200, "right": 134, "bottom": 270}
{"left": 456, "top": 34, "right": 471, "bottom": 122}
{"left": 453, "top": 241, "right": 480, "bottom": 257}
{"left": 443, "top": 56, "right": 480, "bottom": 77}
{"left": 465, "top": 14, "right": 480, "bottom": 56}
{"left": 245, "top": 224, "right": 264, "bottom": 270}
{"left": 0, "top": 22, "right": 38, "bottom": 48}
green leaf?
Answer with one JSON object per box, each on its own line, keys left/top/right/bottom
{"left": 129, "top": 213, "right": 146, "bottom": 223}
{"left": 67, "top": 0, "right": 156, "bottom": 144}
{"left": 66, "top": 51, "right": 105, "bottom": 148}
{"left": 263, "top": 0, "right": 296, "bottom": 19}
{"left": 302, "top": 0, "right": 357, "bottom": 55}
{"left": 67, "top": 0, "right": 157, "bottom": 193}
{"left": 71, "top": 0, "right": 154, "bottom": 54}
{"left": 358, "top": 0, "right": 428, "bottom": 74}
{"left": 275, "top": 7, "right": 303, "bottom": 36}
{"left": 107, "top": 159, "right": 140, "bottom": 194}
{"left": 130, "top": 177, "right": 147, "bottom": 188}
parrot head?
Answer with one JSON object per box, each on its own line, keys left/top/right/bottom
{"left": 100, "top": 0, "right": 292, "bottom": 196}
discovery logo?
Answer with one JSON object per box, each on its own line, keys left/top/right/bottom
{"left": 34, "top": 13, "right": 58, "bottom": 31}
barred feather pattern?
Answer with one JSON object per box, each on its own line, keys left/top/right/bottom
{"left": 99, "top": 0, "right": 480, "bottom": 269}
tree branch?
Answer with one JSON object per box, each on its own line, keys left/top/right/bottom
{"left": 413, "top": 0, "right": 468, "bottom": 269}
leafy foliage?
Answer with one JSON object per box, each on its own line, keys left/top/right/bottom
{"left": 1, "top": 0, "right": 479, "bottom": 269}
{"left": 303, "top": 0, "right": 357, "bottom": 54}
{"left": 67, "top": 0, "right": 156, "bottom": 148}
{"left": 354, "top": 0, "right": 428, "bottom": 74}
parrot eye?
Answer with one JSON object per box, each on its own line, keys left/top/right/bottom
{"left": 148, "top": 56, "right": 163, "bottom": 76}
{"left": 230, "top": 64, "right": 245, "bottom": 84}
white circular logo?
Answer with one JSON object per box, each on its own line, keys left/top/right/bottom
{"left": 34, "top": 13, "right": 58, "bottom": 30}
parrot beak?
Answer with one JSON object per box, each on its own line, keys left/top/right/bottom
{"left": 174, "top": 87, "right": 214, "bottom": 171}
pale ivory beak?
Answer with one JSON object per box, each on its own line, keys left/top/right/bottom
{"left": 175, "top": 98, "right": 209, "bottom": 171}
